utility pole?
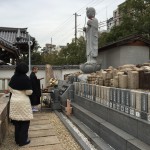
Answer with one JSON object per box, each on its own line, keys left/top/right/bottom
{"left": 51, "top": 37, "right": 52, "bottom": 45}
{"left": 51, "top": 37, "right": 52, "bottom": 53}
{"left": 73, "top": 13, "right": 81, "bottom": 45}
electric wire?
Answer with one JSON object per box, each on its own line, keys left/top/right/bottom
{"left": 49, "top": 0, "right": 124, "bottom": 46}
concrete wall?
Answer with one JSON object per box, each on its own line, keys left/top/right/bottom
{"left": 0, "top": 96, "right": 9, "bottom": 144}
{"left": 0, "top": 68, "right": 80, "bottom": 90}
{"left": 98, "top": 46, "right": 149, "bottom": 69}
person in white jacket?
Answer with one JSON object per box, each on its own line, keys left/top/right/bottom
{"left": 9, "top": 62, "right": 33, "bottom": 146}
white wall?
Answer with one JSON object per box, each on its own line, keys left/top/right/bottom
{"left": 98, "top": 46, "right": 149, "bottom": 69}
{"left": 120, "top": 46, "right": 149, "bottom": 65}
{"left": 0, "top": 68, "right": 80, "bottom": 90}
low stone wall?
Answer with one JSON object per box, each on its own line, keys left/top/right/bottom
{"left": 0, "top": 94, "right": 9, "bottom": 144}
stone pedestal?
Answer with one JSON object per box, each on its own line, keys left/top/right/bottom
{"left": 78, "top": 74, "right": 90, "bottom": 82}
{"left": 80, "top": 62, "right": 101, "bottom": 74}
{"left": 0, "top": 96, "right": 9, "bottom": 145}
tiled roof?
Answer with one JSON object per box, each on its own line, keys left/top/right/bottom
{"left": 0, "top": 27, "right": 28, "bottom": 43}
{"left": 98, "top": 34, "right": 150, "bottom": 52}
{"left": 0, "top": 27, "right": 34, "bottom": 57}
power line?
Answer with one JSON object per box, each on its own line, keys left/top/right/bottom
{"left": 73, "top": 13, "right": 81, "bottom": 44}
{"left": 49, "top": 0, "right": 99, "bottom": 39}
{"left": 50, "top": 15, "right": 74, "bottom": 37}
{"left": 49, "top": 0, "right": 124, "bottom": 46}
{"left": 50, "top": 0, "right": 105, "bottom": 42}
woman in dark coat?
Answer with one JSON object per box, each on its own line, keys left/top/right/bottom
{"left": 9, "top": 62, "right": 33, "bottom": 146}
{"left": 29, "top": 66, "right": 41, "bottom": 111}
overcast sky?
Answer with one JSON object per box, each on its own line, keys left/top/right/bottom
{"left": 0, "top": 0, "right": 125, "bottom": 49}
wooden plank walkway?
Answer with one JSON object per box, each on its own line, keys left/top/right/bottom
{"left": 19, "top": 112, "right": 63, "bottom": 150}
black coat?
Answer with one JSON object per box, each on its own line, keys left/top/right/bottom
{"left": 29, "top": 72, "right": 41, "bottom": 106}
{"left": 9, "top": 63, "right": 32, "bottom": 90}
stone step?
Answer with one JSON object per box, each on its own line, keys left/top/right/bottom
{"left": 68, "top": 115, "right": 114, "bottom": 150}
{"left": 72, "top": 102, "right": 150, "bottom": 150}
{"left": 32, "top": 115, "right": 49, "bottom": 120}
{"left": 19, "top": 144, "right": 63, "bottom": 150}
{"left": 30, "top": 119, "right": 50, "bottom": 125}
{"left": 29, "top": 124, "right": 52, "bottom": 131}
{"left": 19, "top": 112, "right": 63, "bottom": 149}
{"left": 19, "top": 136, "right": 60, "bottom": 148}
{"left": 74, "top": 94, "right": 150, "bottom": 146}
{"left": 29, "top": 129, "right": 55, "bottom": 138}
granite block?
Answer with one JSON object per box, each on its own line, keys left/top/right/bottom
{"left": 112, "top": 88, "right": 117, "bottom": 103}
{"left": 116, "top": 104, "right": 121, "bottom": 111}
{"left": 135, "top": 110, "right": 141, "bottom": 118}
{"left": 113, "top": 103, "right": 116, "bottom": 109}
{"left": 138, "top": 119, "right": 150, "bottom": 145}
{"left": 148, "top": 93, "right": 150, "bottom": 113}
{"left": 120, "top": 89, "right": 126, "bottom": 105}
{"left": 130, "top": 90, "right": 136, "bottom": 108}
{"left": 125, "top": 90, "right": 130, "bottom": 107}
{"left": 92, "top": 85, "right": 96, "bottom": 101}
{"left": 141, "top": 93, "right": 148, "bottom": 113}
{"left": 116, "top": 88, "right": 121, "bottom": 104}
{"left": 73, "top": 105, "right": 101, "bottom": 135}
{"left": 74, "top": 95, "right": 109, "bottom": 121}
{"left": 121, "top": 105, "right": 125, "bottom": 112}
{"left": 0, "top": 102, "right": 8, "bottom": 121}
{"left": 130, "top": 108, "right": 135, "bottom": 116}
{"left": 109, "top": 102, "right": 113, "bottom": 108}
{"left": 95, "top": 85, "right": 99, "bottom": 98}
{"left": 100, "top": 122, "right": 127, "bottom": 150}
{"left": 135, "top": 91, "right": 143, "bottom": 111}
{"left": 0, "top": 120, "right": 2, "bottom": 144}
{"left": 106, "top": 87, "right": 110, "bottom": 102}
{"left": 109, "top": 88, "right": 113, "bottom": 104}
{"left": 148, "top": 113, "right": 150, "bottom": 122}
{"left": 100, "top": 86, "right": 104, "bottom": 100}
{"left": 127, "top": 138, "right": 150, "bottom": 150}
{"left": 140, "top": 111, "right": 147, "bottom": 120}
{"left": 103, "top": 86, "right": 107, "bottom": 101}
{"left": 108, "top": 108, "right": 138, "bottom": 138}
{"left": 125, "top": 106, "right": 130, "bottom": 114}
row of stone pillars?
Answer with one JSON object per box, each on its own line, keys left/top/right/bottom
{"left": 0, "top": 78, "right": 10, "bottom": 92}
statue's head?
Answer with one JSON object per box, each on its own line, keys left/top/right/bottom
{"left": 86, "top": 7, "right": 96, "bottom": 19}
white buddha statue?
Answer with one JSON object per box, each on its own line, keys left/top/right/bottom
{"left": 83, "top": 7, "right": 98, "bottom": 64}
{"left": 80, "top": 7, "right": 100, "bottom": 75}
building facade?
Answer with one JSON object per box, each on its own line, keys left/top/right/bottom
{"left": 97, "top": 35, "right": 150, "bottom": 69}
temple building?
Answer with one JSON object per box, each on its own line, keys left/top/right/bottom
{"left": 0, "top": 27, "right": 35, "bottom": 65}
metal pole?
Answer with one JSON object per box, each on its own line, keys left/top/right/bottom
{"left": 28, "top": 34, "right": 31, "bottom": 74}
{"left": 73, "top": 13, "right": 81, "bottom": 45}
{"left": 75, "top": 13, "right": 77, "bottom": 44}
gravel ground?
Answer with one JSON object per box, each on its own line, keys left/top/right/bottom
{"left": 50, "top": 112, "right": 82, "bottom": 150}
{"left": 0, "top": 112, "right": 82, "bottom": 150}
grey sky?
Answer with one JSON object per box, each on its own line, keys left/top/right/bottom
{"left": 0, "top": 0, "right": 125, "bottom": 49}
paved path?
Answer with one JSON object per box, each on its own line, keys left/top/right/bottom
{"left": 19, "top": 112, "right": 63, "bottom": 150}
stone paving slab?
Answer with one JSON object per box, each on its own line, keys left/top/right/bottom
{"left": 30, "top": 119, "right": 50, "bottom": 125}
{"left": 17, "top": 112, "right": 62, "bottom": 149}
{"left": 19, "top": 143, "right": 63, "bottom": 150}
{"left": 29, "top": 124, "right": 53, "bottom": 131}
{"left": 20, "top": 136, "right": 60, "bottom": 147}
{"left": 29, "top": 129, "right": 55, "bottom": 138}
{"left": 32, "top": 115, "right": 50, "bottom": 120}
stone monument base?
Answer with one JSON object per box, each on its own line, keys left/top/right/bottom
{"left": 78, "top": 74, "right": 90, "bottom": 82}
{"left": 80, "top": 62, "right": 101, "bottom": 74}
